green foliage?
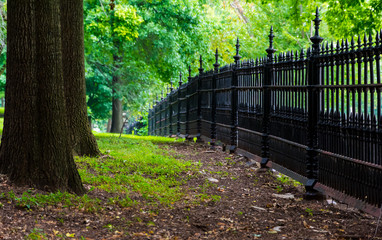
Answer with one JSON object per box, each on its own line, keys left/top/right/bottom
{"left": 276, "top": 173, "right": 302, "bottom": 187}
{"left": 26, "top": 228, "right": 48, "bottom": 240}
{"left": 324, "top": 0, "right": 382, "bottom": 38}
{"left": 0, "top": 117, "right": 3, "bottom": 135}
{"left": 305, "top": 207, "right": 314, "bottom": 216}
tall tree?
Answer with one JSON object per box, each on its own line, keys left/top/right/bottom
{"left": 60, "top": 0, "right": 101, "bottom": 156}
{"left": 0, "top": 0, "right": 85, "bottom": 194}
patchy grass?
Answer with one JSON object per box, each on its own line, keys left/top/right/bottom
{"left": 0, "top": 134, "right": 197, "bottom": 213}
{"left": 77, "top": 133, "right": 197, "bottom": 206}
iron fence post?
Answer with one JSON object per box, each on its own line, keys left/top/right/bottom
{"left": 154, "top": 96, "right": 158, "bottom": 135}
{"left": 177, "top": 73, "right": 182, "bottom": 136}
{"left": 160, "top": 91, "right": 163, "bottom": 136}
{"left": 230, "top": 38, "right": 241, "bottom": 153}
{"left": 197, "top": 55, "right": 204, "bottom": 142}
{"left": 186, "top": 65, "right": 191, "bottom": 139}
{"left": 305, "top": 8, "right": 323, "bottom": 198}
{"left": 261, "top": 27, "right": 276, "bottom": 168}
{"left": 168, "top": 81, "right": 174, "bottom": 136}
{"left": 211, "top": 49, "right": 219, "bottom": 147}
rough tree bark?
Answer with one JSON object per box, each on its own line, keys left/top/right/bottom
{"left": 110, "top": 77, "right": 123, "bottom": 133}
{"left": 60, "top": 0, "right": 101, "bottom": 156}
{"left": 0, "top": 0, "right": 85, "bottom": 194}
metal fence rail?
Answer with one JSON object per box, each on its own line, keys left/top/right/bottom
{"left": 148, "top": 9, "right": 382, "bottom": 208}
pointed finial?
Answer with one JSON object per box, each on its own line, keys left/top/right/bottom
{"left": 351, "top": 37, "right": 355, "bottom": 50}
{"left": 376, "top": 31, "right": 380, "bottom": 46}
{"left": 214, "top": 48, "right": 220, "bottom": 71}
{"left": 234, "top": 37, "right": 241, "bottom": 65}
{"left": 170, "top": 79, "right": 174, "bottom": 91}
{"left": 369, "top": 32, "right": 373, "bottom": 47}
{"left": 161, "top": 90, "right": 164, "bottom": 100}
{"left": 364, "top": 33, "right": 368, "bottom": 47}
{"left": 358, "top": 35, "right": 362, "bottom": 49}
{"left": 179, "top": 72, "right": 183, "bottom": 86}
{"left": 266, "top": 26, "right": 276, "bottom": 62}
{"left": 300, "top": 49, "right": 305, "bottom": 60}
{"left": 199, "top": 55, "right": 204, "bottom": 73}
{"left": 310, "top": 7, "right": 323, "bottom": 54}
{"left": 188, "top": 65, "right": 192, "bottom": 80}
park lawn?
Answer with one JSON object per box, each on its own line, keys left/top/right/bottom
{"left": 0, "top": 133, "right": 380, "bottom": 239}
{"left": 0, "top": 133, "right": 205, "bottom": 239}
{"left": 0, "top": 134, "right": 199, "bottom": 211}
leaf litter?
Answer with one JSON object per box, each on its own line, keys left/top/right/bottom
{"left": 0, "top": 140, "right": 381, "bottom": 239}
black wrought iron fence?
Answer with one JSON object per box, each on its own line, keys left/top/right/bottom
{"left": 148, "top": 9, "right": 382, "bottom": 208}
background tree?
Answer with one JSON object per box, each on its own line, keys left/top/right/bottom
{"left": 60, "top": 0, "right": 101, "bottom": 156}
{"left": 0, "top": 0, "right": 6, "bottom": 101}
{"left": 0, "top": 0, "right": 85, "bottom": 194}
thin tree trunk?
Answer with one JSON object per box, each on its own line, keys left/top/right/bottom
{"left": 109, "top": 6, "right": 123, "bottom": 133}
{"left": 0, "top": 0, "right": 85, "bottom": 195}
{"left": 110, "top": 82, "right": 123, "bottom": 133}
{"left": 60, "top": 0, "right": 101, "bottom": 156}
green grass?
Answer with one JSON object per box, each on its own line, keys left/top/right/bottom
{"left": 77, "top": 133, "right": 194, "bottom": 206}
{"left": 0, "top": 107, "right": 4, "bottom": 115}
{"left": 0, "top": 117, "right": 3, "bottom": 135}
{"left": 0, "top": 134, "right": 199, "bottom": 212}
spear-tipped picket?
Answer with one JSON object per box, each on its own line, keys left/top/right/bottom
{"left": 189, "top": 64, "right": 192, "bottom": 77}
{"left": 266, "top": 26, "right": 276, "bottom": 62}
{"left": 179, "top": 72, "right": 183, "bottom": 86}
{"left": 369, "top": 31, "right": 373, "bottom": 47}
{"left": 300, "top": 48, "right": 305, "bottom": 60}
{"left": 358, "top": 35, "right": 362, "bottom": 49}
{"left": 234, "top": 37, "right": 241, "bottom": 65}
{"left": 310, "top": 7, "right": 323, "bottom": 54}
{"left": 351, "top": 37, "right": 355, "bottom": 51}
{"left": 214, "top": 48, "right": 220, "bottom": 71}
{"left": 198, "top": 55, "right": 204, "bottom": 74}
{"left": 376, "top": 31, "right": 380, "bottom": 46}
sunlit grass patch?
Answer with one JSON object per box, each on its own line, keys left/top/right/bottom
{"left": 0, "top": 134, "right": 198, "bottom": 212}
{"left": 76, "top": 133, "right": 198, "bottom": 206}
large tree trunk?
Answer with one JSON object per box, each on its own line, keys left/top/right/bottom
{"left": 60, "top": 0, "right": 101, "bottom": 156}
{"left": 0, "top": 0, "right": 85, "bottom": 195}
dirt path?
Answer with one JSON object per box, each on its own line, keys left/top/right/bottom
{"left": 0, "top": 141, "right": 381, "bottom": 239}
